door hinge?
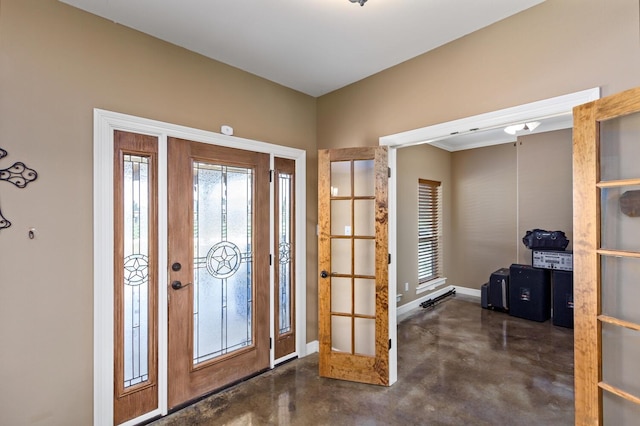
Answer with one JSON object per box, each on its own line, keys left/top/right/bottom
{"left": 389, "top": 339, "right": 392, "bottom": 350}
{"left": 270, "top": 338, "right": 273, "bottom": 350}
{"left": 269, "top": 169, "right": 274, "bottom": 183}
{"left": 388, "top": 167, "right": 391, "bottom": 178}
{"left": 388, "top": 253, "right": 391, "bottom": 264}
{"left": 269, "top": 254, "right": 273, "bottom": 266}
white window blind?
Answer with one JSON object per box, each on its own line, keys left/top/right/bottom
{"left": 418, "top": 179, "right": 442, "bottom": 283}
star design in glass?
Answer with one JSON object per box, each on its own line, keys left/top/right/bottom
{"left": 212, "top": 246, "right": 237, "bottom": 274}
{"left": 123, "top": 255, "right": 149, "bottom": 286}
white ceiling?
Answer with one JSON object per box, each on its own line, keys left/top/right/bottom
{"left": 60, "top": 0, "right": 545, "bottom": 97}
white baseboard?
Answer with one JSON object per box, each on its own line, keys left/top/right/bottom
{"left": 305, "top": 340, "right": 319, "bottom": 355}
{"left": 397, "top": 285, "right": 480, "bottom": 322}
{"left": 397, "top": 285, "right": 454, "bottom": 321}
{"left": 455, "top": 286, "right": 481, "bottom": 298}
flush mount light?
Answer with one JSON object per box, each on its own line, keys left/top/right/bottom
{"left": 349, "top": 0, "right": 368, "bottom": 6}
{"left": 504, "top": 121, "right": 541, "bottom": 135}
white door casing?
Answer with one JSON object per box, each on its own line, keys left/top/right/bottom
{"left": 93, "top": 109, "right": 307, "bottom": 426}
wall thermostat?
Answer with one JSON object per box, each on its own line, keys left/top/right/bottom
{"left": 221, "top": 125, "right": 234, "bottom": 136}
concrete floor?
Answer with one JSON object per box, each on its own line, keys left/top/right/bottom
{"left": 152, "top": 294, "right": 574, "bottom": 425}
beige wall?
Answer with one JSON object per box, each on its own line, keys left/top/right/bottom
{"left": 317, "top": 0, "right": 640, "bottom": 291}
{"left": 317, "top": 0, "right": 640, "bottom": 150}
{"left": 396, "top": 144, "right": 451, "bottom": 305}
{"left": 0, "top": 1, "right": 316, "bottom": 425}
{"left": 3, "top": 0, "right": 640, "bottom": 424}
{"left": 517, "top": 129, "right": 573, "bottom": 264}
{"left": 450, "top": 143, "right": 518, "bottom": 288}
{"left": 449, "top": 129, "right": 573, "bottom": 289}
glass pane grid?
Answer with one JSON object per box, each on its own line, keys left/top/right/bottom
{"left": 603, "top": 388, "right": 640, "bottom": 424}
{"left": 600, "top": 184, "right": 640, "bottom": 252}
{"left": 328, "top": 158, "right": 377, "bottom": 357}
{"left": 600, "top": 320, "right": 640, "bottom": 403}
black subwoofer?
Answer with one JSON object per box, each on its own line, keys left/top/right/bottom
{"left": 552, "top": 270, "right": 574, "bottom": 328}
{"left": 509, "top": 264, "right": 551, "bottom": 322}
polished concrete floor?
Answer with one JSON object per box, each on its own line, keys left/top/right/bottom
{"left": 152, "top": 295, "right": 574, "bottom": 425}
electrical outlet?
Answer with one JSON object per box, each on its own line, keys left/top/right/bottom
{"left": 405, "top": 282, "right": 409, "bottom": 292}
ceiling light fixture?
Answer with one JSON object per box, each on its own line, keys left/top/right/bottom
{"left": 504, "top": 121, "right": 541, "bottom": 135}
{"left": 349, "top": 0, "right": 368, "bottom": 6}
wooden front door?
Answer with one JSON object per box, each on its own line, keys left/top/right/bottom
{"left": 167, "top": 137, "right": 270, "bottom": 408}
{"left": 574, "top": 86, "right": 640, "bottom": 424}
{"left": 318, "top": 146, "right": 390, "bottom": 386}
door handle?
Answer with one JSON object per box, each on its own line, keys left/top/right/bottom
{"left": 171, "top": 280, "right": 191, "bottom": 290}
{"left": 320, "top": 270, "right": 329, "bottom": 278}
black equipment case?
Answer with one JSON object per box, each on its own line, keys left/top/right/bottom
{"left": 552, "top": 270, "right": 574, "bottom": 328}
{"left": 486, "top": 268, "right": 510, "bottom": 312}
{"left": 509, "top": 264, "right": 551, "bottom": 322}
{"left": 481, "top": 283, "right": 489, "bottom": 309}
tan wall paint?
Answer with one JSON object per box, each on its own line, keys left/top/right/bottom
{"left": 3, "top": 0, "right": 640, "bottom": 423}
{"left": 317, "top": 0, "right": 640, "bottom": 293}
{"left": 517, "top": 129, "right": 573, "bottom": 265}
{"left": 317, "top": 0, "right": 640, "bottom": 150}
{"left": 0, "top": 1, "right": 316, "bottom": 425}
{"left": 451, "top": 143, "right": 518, "bottom": 288}
{"left": 396, "top": 144, "right": 451, "bottom": 305}
{"left": 448, "top": 130, "right": 573, "bottom": 289}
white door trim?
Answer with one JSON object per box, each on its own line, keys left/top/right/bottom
{"left": 380, "top": 88, "right": 600, "bottom": 388}
{"left": 94, "top": 109, "right": 307, "bottom": 426}
{"left": 380, "top": 88, "right": 600, "bottom": 150}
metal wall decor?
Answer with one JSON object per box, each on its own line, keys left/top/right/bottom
{"left": 0, "top": 147, "right": 38, "bottom": 232}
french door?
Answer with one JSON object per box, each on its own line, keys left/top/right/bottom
{"left": 573, "top": 86, "right": 640, "bottom": 424}
{"left": 166, "top": 137, "right": 270, "bottom": 408}
{"left": 318, "top": 146, "right": 391, "bottom": 386}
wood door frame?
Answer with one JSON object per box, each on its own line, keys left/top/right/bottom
{"left": 93, "top": 109, "right": 307, "bottom": 426}
{"left": 573, "top": 86, "right": 640, "bottom": 424}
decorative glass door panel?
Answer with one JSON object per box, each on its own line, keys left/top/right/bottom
{"left": 274, "top": 157, "right": 296, "bottom": 360}
{"left": 318, "top": 147, "right": 389, "bottom": 386}
{"left": 113, "top": 131, "right": 158, "bottom": 425}
{"left": 574, "top": 87, "right": 640, "bottom": 424}
{"left": 167, "top": 137, "right": 269, "bottom": 408}
{"left": 192, "top": 163, "right": 253, "bottom": 365}
{"left": 123, "top": 154, "right": 151, "bottom": 384}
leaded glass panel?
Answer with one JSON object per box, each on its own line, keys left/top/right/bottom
{"left": 278, "top": 172, "right": 293, "bottom": 335}
{"left": 123, "top": 154, "right": 150, "bottom": 388}
{"left": 193, "top": 162, "right": 254, "bottom": 365}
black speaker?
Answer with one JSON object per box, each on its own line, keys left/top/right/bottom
{"left": 509, "top": 264, "right": 551, "bottom": 322}
{"left": 488, "top": 268, "right": 510, "bottom": 311}
{"left": 481, "top": 283, "right": 489, "bottom": 309}
{"left": 552, "top": 270, "right": 574, "bottom": 328}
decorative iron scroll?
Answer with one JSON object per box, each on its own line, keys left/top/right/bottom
{"left": 0, "top": 148, "right": 38, "bottom": 233}
{"left": 1, "top": 162, "right": 38, "bottom": 188}
{"left": 0, "top": 207, "right": 10, "bottom": 230}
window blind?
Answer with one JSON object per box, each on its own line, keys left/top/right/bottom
{"left": 418, "top": 179, "right": 441, "bottom": 283}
